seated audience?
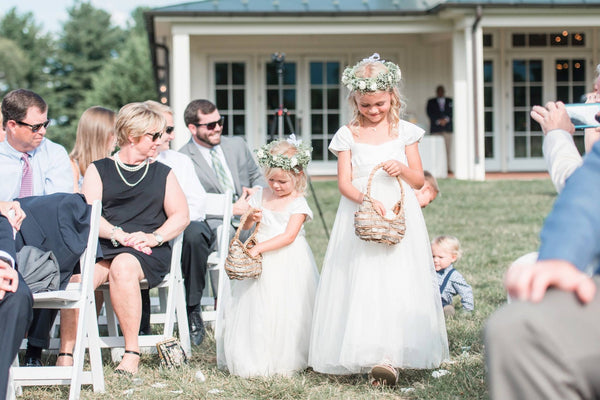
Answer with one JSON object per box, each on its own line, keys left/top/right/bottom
{"left": 432, "top": 235, "right": 473, "bottom": 317}
{"left": 59, "top": 102, "right": 189, "bottom": 375}
{"left": 1, "top": 89, "right": 73, "bottom": 366}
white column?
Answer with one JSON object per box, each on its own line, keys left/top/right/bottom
{"left": 452, "top": 20, "right": 485, "bottom": 180}
{"left": 171, "top": 33, "right": 191, "bottom": 150}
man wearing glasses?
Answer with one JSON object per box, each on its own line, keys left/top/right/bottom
{"left": 0, "top": 89, "right": 72, "bottom": 200}
{"left": 179, "top": 99, "right": 266, "bottom": 345}
{"left": 0, "top": 89, "right": 73, "bottom": 367}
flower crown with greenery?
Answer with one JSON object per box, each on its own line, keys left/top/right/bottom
{"left": 255, "top": 134, "right": 312, "bottom": 173}
{"left": 341, "top": 53, "right": 402, "bottom": 93}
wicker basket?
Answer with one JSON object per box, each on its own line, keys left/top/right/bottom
{"left": 225, "top": 208, "right": 263, "bottom": 280}
{"left": 354, "top": 162, "right": 406, "bottom": 245}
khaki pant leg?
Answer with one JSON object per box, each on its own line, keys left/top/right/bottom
{"left": 485, "top": 276, "right": 600, "bottom": 400}
{"left": 442, "top": 132, "right": 453, "bottom": 173}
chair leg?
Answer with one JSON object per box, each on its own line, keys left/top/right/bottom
{"left": 175, "top": 277, "right": 191, "bottom": 356}
{"left": 85, "top": 296, "right": 105, "bottom": 393}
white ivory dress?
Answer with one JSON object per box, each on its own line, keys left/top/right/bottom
{"left": 308, "top": 121, "right": 449, "bottom": 374}
{"left": 217, "top": 196, "right": 320, "bottom": 377}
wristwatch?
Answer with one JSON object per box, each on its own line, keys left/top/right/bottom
{"left": 153, "top": 232, "right": 164, "bottom": 246}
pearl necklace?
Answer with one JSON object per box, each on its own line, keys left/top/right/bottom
{"left": 113, "top": 152, "right": 150, "bottom": 187}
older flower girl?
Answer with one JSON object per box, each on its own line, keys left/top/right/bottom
{"left": 309, "top": 54, "right": 449, "bottom": 385}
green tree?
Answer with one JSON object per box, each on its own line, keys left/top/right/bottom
{"left": 51, "top": 0, "right": 125, "bottom": 148}
{"left": 0, "top": 37, "right": 29, "bottom": 90}
{"left": 82, "top": 7, "right": 157, "bottom": 113}
{"left": 0, "top": 8, "right": 55, "bottom": 99}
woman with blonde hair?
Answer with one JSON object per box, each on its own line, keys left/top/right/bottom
{"left": 70, "top": 106, "right": 116, "bottom": 191}
{"left": 59, "top": 102, "right": 189, "bottom": 375}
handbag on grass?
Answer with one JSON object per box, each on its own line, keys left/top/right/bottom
{"left": 354, "top": 162, "right": 406, "bottom": 245}
{"left": 225, "top": 208, "right": 263, "bottom": 280}
{"left": 156, "top": 337, "right": 187, "bottom": 368}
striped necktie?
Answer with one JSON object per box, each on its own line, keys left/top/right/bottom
{"left": 19, "top": 153, "right": 33, "bottom": 198}
{"left": 210, "top": 147, "right": 235, "bottom": 193}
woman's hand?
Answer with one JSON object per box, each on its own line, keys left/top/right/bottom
{"left": 381, "top": 160, "right": 404, "bottom": 177}
{"left": 122, "top": 231, "right": 153, "bottom": 255}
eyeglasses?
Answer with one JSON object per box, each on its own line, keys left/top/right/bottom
{"left": 145, "top": 131, "right": 163, "bottom": 141}
{"left": 16, "top": 120, "right": 50, "bottom": 133}
{"left": 194, "top": 117, "right": 224, "bottom": 131}
{"left": 166, "top": 126, "right": 175, "bottom": 134}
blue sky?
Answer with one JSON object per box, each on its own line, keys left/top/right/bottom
{"left": 1, "top": 0, "right": 174, "bottom": 34}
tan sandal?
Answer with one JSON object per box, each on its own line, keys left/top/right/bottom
{"left": 371, "top": 362, "right": 398, "bottom": 386}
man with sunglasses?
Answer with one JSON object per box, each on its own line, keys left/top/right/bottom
{"left": 179, "top": 99, "right": 266, "bottom": 344}
{"left": 0, "top": 89, "right": 74, "bottom": 367}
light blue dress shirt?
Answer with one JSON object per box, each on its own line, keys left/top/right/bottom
{"left": 0, "top": 138, "right": 73, "bottom": 201}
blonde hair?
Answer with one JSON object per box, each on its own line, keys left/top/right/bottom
{"left": 263, "top": 140, "right": 308, "bottom": 194}
{"left": 347, "top": 60, "right": 406, "bottom": 136}
{"left": 432, "top": 235, "right": 462, "bottom": 261}
{"left": 70, "top": 106, "right": 115, "bottom": 176}
{"left": 424, "top": 170, "right": 440, "bottom": 194}
{"left": 115, "top": 102, "right": 166, "bottom": 146}
{"left": 144, "top": 100, "right": 173, "bottom": 117}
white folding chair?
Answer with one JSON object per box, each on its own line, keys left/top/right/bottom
{"left": 98, "top": 232, "right": 191, "bottom": 359}
{"left": 10, "top": 200, "right": 104, "bottom": 400}
{"left": 201, "top": 190, "right": 232, "bottom": 323}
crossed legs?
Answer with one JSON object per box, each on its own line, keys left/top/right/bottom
{"left": 60, "top": 253, "right": 145, "bottom": 374}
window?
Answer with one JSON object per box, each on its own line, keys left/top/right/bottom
{"left": 512, "top": 32, "right": 586, "bottom": 48}
{"left": 214, "top": 62, "right": 246, "bottom": 136}
{"left": 484, "top": 60, "right": 494, "bottom": 159}
{"left": 309, "top": 61, "right": 341, "bottom": 162}
{"left": 512, "top": 59, "right": 544, "bottom": 158}
{"left": 556, "top": 58, "right": 586, "bottom": 153}
{"left": 265, "top": 61, "right": 297, "bottom": 140}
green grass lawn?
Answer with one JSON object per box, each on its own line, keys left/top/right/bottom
{"left": 22, "top": 177, "right": 557, "bottom": 399}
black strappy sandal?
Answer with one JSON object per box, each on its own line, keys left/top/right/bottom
{"left": 114, "top": 350, "right": 141, "bottom": 376}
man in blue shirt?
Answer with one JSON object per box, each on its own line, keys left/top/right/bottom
{"left": 1, "top": 89, "right": 73, "bottom": 367}
{"left": 485, "top": 102, "right": 600, "bottom": 400}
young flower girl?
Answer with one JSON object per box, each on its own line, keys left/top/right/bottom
{"left": 309, "top": 54, "right": 449, "bottom": 385}
{"left": 216, "top": 135, "right": 320, "bottom": 377}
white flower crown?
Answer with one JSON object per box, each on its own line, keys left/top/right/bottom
{"left": 341, "top": 53, "right": 402, "bottom": 93}
{"left": 255, "top": 134, "right": 312, "bottom": 173}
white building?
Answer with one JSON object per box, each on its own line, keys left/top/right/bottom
{"left": 145, "top": 0, "right": 600, "bottom": 179}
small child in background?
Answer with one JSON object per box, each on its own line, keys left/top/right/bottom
{"left": 431, "top": 235, "right": 474, "bottom": 317}
{"left": 415, "top": 170, "right": 439, "bottom": 208}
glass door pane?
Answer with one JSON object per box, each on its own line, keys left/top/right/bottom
{"left": 265, "top": 61, "right": 297, "bottom": 141}
{"left": 512, "top": 59, "right": 544, "bottom": 158}
{"left": 214, "top": 62, "right": 246, "bottom": 137}
{"left": 309, "top": 61, "right": 341, "bottom": 162}
{"left": 555, "top": 58, "right": 586, "bottom": 153}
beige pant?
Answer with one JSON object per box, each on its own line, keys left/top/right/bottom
{"left": 485, "top": 276, "right": 600, "bottom": 400}
{"left": 432, "top": 132, "right": 453, "bottom": 173}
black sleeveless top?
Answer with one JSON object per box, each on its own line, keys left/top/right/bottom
{"left": 94, "top": 157, "right": 171, "bottom": 288}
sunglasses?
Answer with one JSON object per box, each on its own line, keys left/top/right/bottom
{"left": 16, "top": 120, "right": 50, "bottom": 133}
{"left": 145, "top": 131, "right": 163, "bottom": 141}
{"left": 166, "top": 126, "right": 175, "bottom": 134}
{"left": 194, "top": 117, "right": 224, "bottom": 131}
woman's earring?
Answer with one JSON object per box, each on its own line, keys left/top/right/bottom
{"left": 130, "top": 141, "right": 134, "bottom": 147}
